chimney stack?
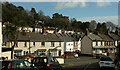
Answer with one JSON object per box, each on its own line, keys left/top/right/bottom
{"left": 42, "top": 27, "right": 47, "bottom": 34}
{"left": 115, "top": 28, "right": 120, "bottom": 35}
{"left": 107, "top": 30, "right": 110, "bottom": 35}
{"left": 85, "top": 28, "right": 89, "bottom": 35}
{"left": 97, "top": 31, "right": 100, "bottom": 35}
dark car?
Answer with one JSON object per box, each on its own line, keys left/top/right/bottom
{"left": 96, "top": 54, "right": 105, "bottom": 59}
{"left": 1, "top": 59, "right": 38, "bottom": 70}
{"left": 115, "top": 60, "right": 120, "bottom": 70}
{"left": 31, "top": 56, "right": 62, "bottom": 70}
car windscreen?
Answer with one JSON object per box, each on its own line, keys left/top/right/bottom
{"left": 100, "top": 57, "right": 112, "bottom": 61}
{"left": 33, "top": 57, "right": 47, "bottom": 63}
{"left": 2, "top": 61, "right": 11, "bottom": 69}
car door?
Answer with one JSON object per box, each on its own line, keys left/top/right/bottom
{"left": 14, "top": 60, "right": 28, "bottom": 70}
{"left": 49, "top": 57, "right": 55, "bottom": 68}
{"left": 53, "top": 57, "right": 61, "bottom": 68}
{"left": 24, "top": 60, "right": 37, "bottom": 70}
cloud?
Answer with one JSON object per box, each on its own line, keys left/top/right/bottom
{"left": 97, "top": 2, "right": 111, "bottom": 7}
{"left": 77, "top": 16, "right": 118, "bottom": 25}
{"left": 55, "top": 1, "right": 112, "bottom": 10}
{"left": 55, "top": 2, "right": 86, "bottom": 10}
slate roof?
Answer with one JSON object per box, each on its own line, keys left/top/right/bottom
{"left": 5, "top": 32, "right": 63, "bottom": 42}
{"left": 56, "top": 33, "right": 74, "bottom": 42}
{"left": 108, "top": 33, "right": 120, "bottom": 40}
{"left": 98, "top": 34, "right": 113, "bottom": 41}
{"left": 87, "top": 33, "right": 102, "bottom": 41}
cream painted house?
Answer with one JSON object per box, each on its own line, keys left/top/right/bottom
{"left": 81, "top": 33, "right": 115, "bottom": 56}
{"left": 4, "top": 33, "right": 64, "bottom": 57}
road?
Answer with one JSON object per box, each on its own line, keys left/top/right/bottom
{"left": 62, "top": 56, "right": 115, "bottom": 70}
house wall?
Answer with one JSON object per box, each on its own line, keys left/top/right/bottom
{"left": 2, "top": 51, "right": 11, "bottom": 59}
{"left": 81, "top": 36, "right": 92, "bottom": 55}
{"left": 65, "top": 42, "right": 74, "bottom": 52}
{"left": 78, "top": 38, "right": 81, "bottom": 51}
{"left": 10, "top": 41, "right": 64, "bottom": 57}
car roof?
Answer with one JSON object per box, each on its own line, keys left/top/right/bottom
{"left": 2, "top": 59, "right": 25, "bottom": 62}
{"left": 35, "top": 56, "right": 53, "bottom": 58}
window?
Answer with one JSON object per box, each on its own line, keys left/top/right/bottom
{"left": 109, "top": 42, "right": 111, "bottom": 46}
{"left": 107, "top": 42, "right": 109, "bottom": 46}
{"left": 24, "top": 42, "right": 27, "bottom": 47}
{"left": 2, "top": 42, "right": 6, "bottom": 46}
{"left": 59, "top": 42, "right": 61, "bottom": 47}
{"left": 41, "top": 42, "right": 45, "bottom": 46}
{"left": 111, "top": 42, "right": 114, "bottom": 46}
{"left": 101, "top": 41, "right": 103, "bottom": 45}
{"left": 51, "top": 42, "right": 54, "bottom": 47}
{"left": 96, "top": 42, "right": 98, "bottom": 46}
{"left": 24, "top": 51, "right": 28, "bottom": 55}
{"left": 24, "top": 61, "right": 31, "bottom": 67}
{"left": 16, "top": 61, "right": 24, "bottom": 68}
{"left": 104, "top": 42, "right": 107, "bottom": 46}
{"left": 38, "top": 51, "right": 46, "bottom": 55}
{"left": 16, "top": 42, "right": 18, "bottom": 47}
{"left": 33, "top": 42, "right": 35, "bottom": 46}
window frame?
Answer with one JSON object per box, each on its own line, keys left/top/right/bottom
{"left": 51, "top": 42, "right": 55, "bottom": 47}
{"left": 41, "top": 42, "right": 45, "bottom": 46}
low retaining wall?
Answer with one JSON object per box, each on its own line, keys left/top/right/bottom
{"left": 56, "top": 58, "right": 64, "bottom": 64}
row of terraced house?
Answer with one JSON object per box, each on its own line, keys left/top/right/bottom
{"left": 1, "top": 22, "right": 120, "bottom": 59}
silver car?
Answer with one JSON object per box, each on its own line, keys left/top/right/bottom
{"left": 99, "top": 56, "right": 115, "bottom": 69}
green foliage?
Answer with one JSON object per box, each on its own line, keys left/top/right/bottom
{"left": 96, "top": 23, "right": 108, "bottom": 34}
{"left": 2, "top": 2, "right": 117, "bottom": 34}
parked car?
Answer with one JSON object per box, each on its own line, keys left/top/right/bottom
{"left": 31, "top": 56, "right": 62, "bottom": 70}
{"left": 1, "top": 59, "right": 38, "bottom": 70}
{"left": 115, "top": 60, "right": 120, "bottom": 70}
{"left": 96, "top": 54, "right": 103, "bottom": 59}
{"left": 99, "top": 56, "right": 115, "bottom": 69}
{"left": 74, "top": 53, "right": 79, "bottom": 58}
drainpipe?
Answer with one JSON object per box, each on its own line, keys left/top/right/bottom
{"left": 0, "top": 20, "right": 2, "bottom": 58}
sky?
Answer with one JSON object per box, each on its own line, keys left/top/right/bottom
{"left": 10, "top": 2, "right": 118, "bottom": 25}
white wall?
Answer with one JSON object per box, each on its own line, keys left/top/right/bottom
{"left": 0, "top": 21, "right": 2, "bottom": 57}
{"left": 65, "top": 42, "right": 74, "bottom": 52}
{"left": 78, "top": 38, "right": 81, "bottom": 51}
{"left": 2, "top": 51, "right": 11, "bottom": 59}
{"left": 13, "top": 41, "right": 64, "bottom": 56}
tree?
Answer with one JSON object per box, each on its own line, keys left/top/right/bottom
{"left": 3, "top": 24, "right": 18, "bottom": 59}
{"left": 106, "top": 22, "right": 116, "bottom": 32}
{"left": 96, "top": 23, "right": 108, "bottom": 34}
{"left": 52, "top": 13, "right": 69, "bottom": 29}
{"left": 89, "top": 20, "right": 97, "bottom": 32}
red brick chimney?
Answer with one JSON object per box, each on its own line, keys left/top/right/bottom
{"left": 42, "top": 27, "right": 47, "bottom": 34}
{"left": 107, "top": 30, "right": 110, "bottom": 35}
